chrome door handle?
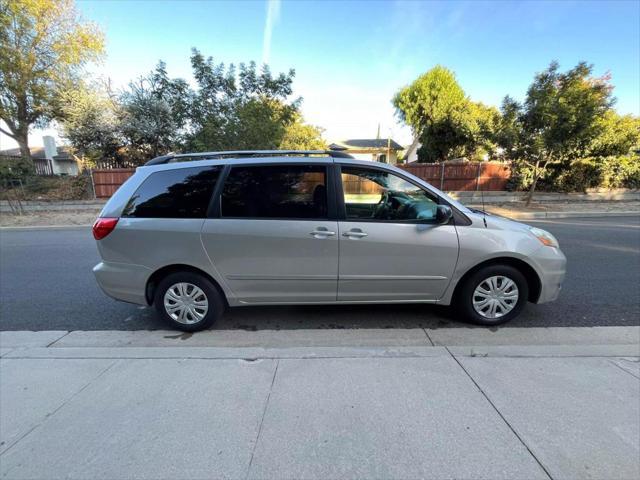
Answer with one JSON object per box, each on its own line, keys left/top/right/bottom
{"left": 310, "top": 229, "right": 336, "bottom": 237}
{"left": 343, "top": 231, "right": 368, "bottom": 238}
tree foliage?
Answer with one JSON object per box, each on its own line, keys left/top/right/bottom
{"left": 587, "top": 110, "right": 640, "bottom": 157}
{"left": 393, "top": 66, "right": 500, "bottom": 162}
{"left": 119, "top": 62, "right": 191, "bottom": 161}
{"left": 58, "top": 81, "right": 120, "bottom": 163}
{"left": 187, "top": 49, "right": 300, "bottom": 151}
{"left": 0, "top": 0, "right": 104, "bottom": 159}
{"left": 393, "top": 66, "right": 467, "bottom": 162}
{"left": 58, "top": 49, "right": 325, "bottom": 165}
{"left": 496, "top": 61, "right": 625, "bottom": 201}
{"left": 279, "top": 114, "right": 326, "bottom": 150}
{"left": 519, "top": 61, "right": 613, "bottom": 161}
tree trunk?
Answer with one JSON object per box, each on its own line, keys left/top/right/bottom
{"left": 525, "top": 159, "right": 541, "bottom": 207}
{"left": 15, "top": 130, "right": 31, "bottom": 161}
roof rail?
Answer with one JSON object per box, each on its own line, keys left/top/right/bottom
{"left": 143, "top": 149, "right": 353, "bottom": 166}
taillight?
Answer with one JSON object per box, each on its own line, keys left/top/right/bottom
{"left": 92, "top": 217, "right": 119, "bottom": 240}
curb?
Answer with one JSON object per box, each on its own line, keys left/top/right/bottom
{"left": 3, "top": 326, "right": 638, "bottom": 351}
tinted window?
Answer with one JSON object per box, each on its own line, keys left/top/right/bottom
{"left": 341, "top": 166, "right": 438, "bottom": 221}
{"left": 221, "top": 165, "right": 328, "bottom": 219}
{"left": 123, "top": 166, "right": 220, "bottom": 218}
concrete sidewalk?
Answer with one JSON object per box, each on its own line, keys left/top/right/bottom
{"left": 1, "top": 327, "right": 639, "bottom": 480}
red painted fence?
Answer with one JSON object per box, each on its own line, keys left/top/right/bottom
{"left": 91, "top": 161, "right": 512, "bottom": 199}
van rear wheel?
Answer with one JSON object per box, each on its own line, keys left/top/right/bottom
{"left": 454, "top": 265, "right": 528, "bottom": 326}
{"left": 154, "top": 272, "right": 224, "bottom": 332}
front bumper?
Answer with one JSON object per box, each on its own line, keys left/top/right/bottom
{"left": 93, "top": 261, "right": 152, "bottom": 306}
{"left": 531, "top": 246, "right": 567, "bottom": 304}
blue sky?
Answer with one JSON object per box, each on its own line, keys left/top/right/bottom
{"left": 2, "top": 0, "right": 639, "bottom": 148}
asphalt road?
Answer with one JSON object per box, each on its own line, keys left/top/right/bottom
{"left": 1, "top": 216, "right": 638, "bottom": 331}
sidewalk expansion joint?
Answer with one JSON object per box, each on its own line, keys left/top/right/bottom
{"left": 445, "top": 347, "right": 554, "bottom": 480}
{"left": 608, "top": 358, "right": 640, "bottom": 380}
{"left": 421, "top": 328, "right": 435, "bottom": 346}
{"left": 45, "top": 331, "right": 71, "bottom": 348}
{"left": 245, "top": 358, "right": 280, "bottom": 479}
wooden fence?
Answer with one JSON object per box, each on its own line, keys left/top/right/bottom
{"left": 91, "top": 161, "right": 512, "bottom": 199}
{"left": 33, "top": 159, "right": 54, "bottom": 176}
{"left": 92, "top": 169, "right": 136, "bottom": 198}
{"left": 397, "top": 162, "right": 511, "bottom": 191}
{"left": 0, "top": 154, "right": 54, "bottom": 176}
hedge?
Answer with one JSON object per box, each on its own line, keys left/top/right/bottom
{"left": 508, "top": 155, "right": 640, "bottom": 193}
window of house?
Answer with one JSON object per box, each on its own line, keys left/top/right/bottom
{"left": 221, "top": 165, "right": 328, "bottom": 219}
{"left": 341, "top": 166, "right": 438, "bottom": 221}
{"left": 122, "top": 166, "right": 221, "bottom": 218}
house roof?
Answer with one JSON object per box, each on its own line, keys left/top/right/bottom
{"left": 0, "top": 146, "right": 73, "bottom": 161}
{"left": 330, "top": 139, "right": 404, "bottom": 151}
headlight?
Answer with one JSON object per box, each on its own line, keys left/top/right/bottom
{"left": 529, "top": 227, "right": 559, "bottom": 248}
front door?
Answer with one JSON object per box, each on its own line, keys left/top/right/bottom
{"left": 337, "top": 165, "right": 459, "bottom": 301}
{"left": 201, "top": 163, "right": 338, "bottom": 304}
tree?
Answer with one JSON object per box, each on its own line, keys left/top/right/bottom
{"left": 393, "top": 66, "right": 469, "bottom": 162}
{"left": 587, "top": 110, "right": 640, "bottom": 157}
{"left": 393, "top": 66, "right": 500, "bottom": 162}
{"left": 57, "top": 50, "right": 317, "bottom": 165}
{"left": 279, "top": 114, "right": 326, "bottom": 150}
{"left": 187, "top": 49, "right": 300, "bottom": 151}
{"left": 119, "top": 62, "right": 192, "bottom": 160}
{"left": 58, "top": 81, "right": 121, "bottom": 163}
{"left": 465, "top": 101, "right": 501, "bottom": 160}
{"left": 0, "top": 0, "right": 103, "bottom": 160}
{"left": 507, "top": 61, "right": 614, "bottom": 204}
{"left": 495, "top": 96, "right": 523, "bottom": 158}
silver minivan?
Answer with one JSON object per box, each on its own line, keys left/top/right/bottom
{"left": 93, "top": 150, "right": 566, "bottom": 331}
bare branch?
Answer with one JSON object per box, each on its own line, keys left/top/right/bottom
{"left": 0, "top": 124, "right": 17, "bottom": 139}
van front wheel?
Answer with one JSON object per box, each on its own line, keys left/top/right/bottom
{"left": 455, "top": 265, "right": 528, "bottom": 326}
{"left": 154, "top": 272, "right": 224, "bottom": 332}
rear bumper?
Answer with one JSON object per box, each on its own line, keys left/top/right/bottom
{"left": 531, "top": 247, "right": 567, "bottom": 304}
{"left": 93, "top": 261, "right": 151, "bottom": 306}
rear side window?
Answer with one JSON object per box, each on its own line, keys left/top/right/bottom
{"left": 221, "top": 165, "right": 328, "bottom": 219}
{"left": 122, "top": 166, "right": 220, "bottom": 218}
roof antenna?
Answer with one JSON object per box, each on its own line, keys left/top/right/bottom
{"left": 480, "top": 175, "right": 488, "bottom": 228}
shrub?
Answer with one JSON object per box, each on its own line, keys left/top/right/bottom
{"left": 2, "top": 174, "right": 93, "bottom": 200}
{"left": 554, "top": 159, "right": 600, "bottom": 192}
{"left": 508, "top": 155, "right": 640, "bottom": 192}
{"left": 600, "top": 155, "right": 640, "bottom": 189}
{"left": 22, "top": 175, "right": 93, "bottom": 200}
{"left": 0, "top": 156, "right": 35, "bottom": 182}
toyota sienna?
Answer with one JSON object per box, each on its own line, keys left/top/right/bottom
{"left": 93, "top": 150, "right": 566, "bottom": 331}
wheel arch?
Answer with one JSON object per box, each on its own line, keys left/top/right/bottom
{"left": 145, "top": 264, "right": 229, "bottom": 307}
{"left": 452, "top": 257, "right": 542, "bottom": 304}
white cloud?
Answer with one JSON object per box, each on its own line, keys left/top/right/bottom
{"left": 262, "top": 0, "right": 281, "bottom": 65}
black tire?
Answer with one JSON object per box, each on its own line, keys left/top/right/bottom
{"left": 154, "top": 271, "right": 224, "bottom": 332}
{"left": 454, "top": 264, "right": 528, "bottom": 326}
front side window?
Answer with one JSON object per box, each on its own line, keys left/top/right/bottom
{"left": 122, "top": 166, "right": 220, "bottom": 218}
{"left": 341, "top": 166, "right": 438, "bottom": 221}
{"left": 221, "top": 165, "right": 328, "bottom": 219}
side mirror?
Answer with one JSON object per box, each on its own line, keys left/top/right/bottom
{"left": 435, "top": 205, "right": 453, "bottom": 225}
